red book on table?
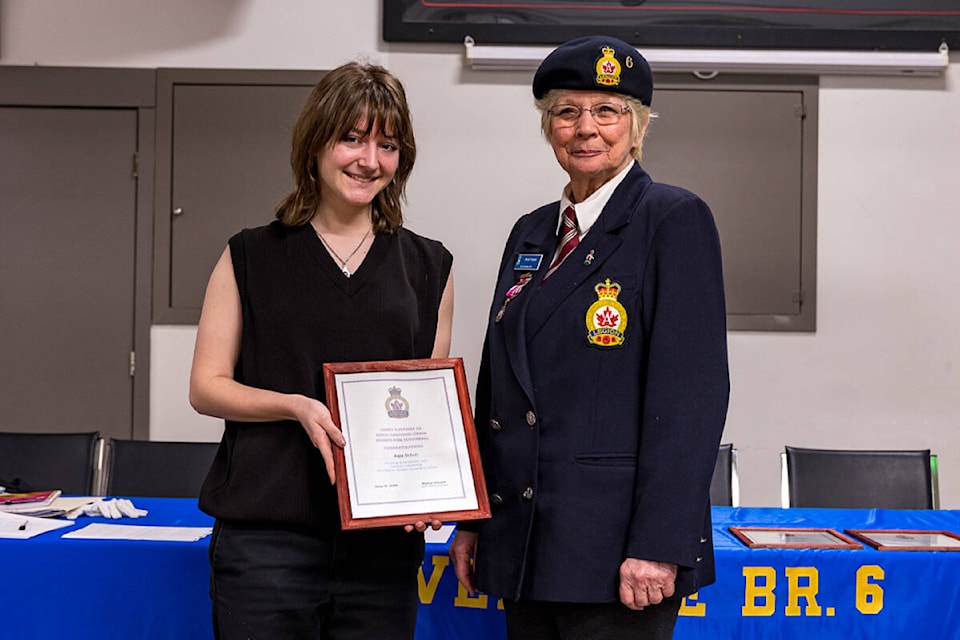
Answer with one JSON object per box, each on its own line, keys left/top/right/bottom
{"left": 0, "top": 489, "right": 62, "bottom": 511}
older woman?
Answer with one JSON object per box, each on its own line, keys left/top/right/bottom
{"left": 450, "top": 37, "right": 729, "bottom": 639}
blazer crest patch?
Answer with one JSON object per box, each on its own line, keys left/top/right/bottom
{"left": 585, "top": 278, "right": 627, "bottom": 347}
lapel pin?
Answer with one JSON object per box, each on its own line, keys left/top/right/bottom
{"left": 583, "top": 249, "right": 595, "bottom": 266}
{"left": 495, "top": 272, "right": 533, "bottom": 323}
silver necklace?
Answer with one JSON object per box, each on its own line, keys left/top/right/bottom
{"left": 313, "top": 225, "right": 372, "bottom": 278}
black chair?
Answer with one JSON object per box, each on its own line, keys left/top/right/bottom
{"left": 103, "top": 439, "right": 219, "bottom": 498}
{"left": 710, "top": 443, "right": 740, "bottom": 507}
{"left": 781, "top": 446, "right": 939, "bottom": 509}
{"left": 0, "top": 431, "right": 102, "bottom": 494}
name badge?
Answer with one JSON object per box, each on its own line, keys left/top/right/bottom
{"left": 514, "top": 253, "right": 543, "bottom": 271}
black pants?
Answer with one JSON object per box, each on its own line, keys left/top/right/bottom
{"left": 503, "top": 598, "right": 681, "bottom": 640}
{"left": 209, "top": 520, "right": 424, "bottom": 640}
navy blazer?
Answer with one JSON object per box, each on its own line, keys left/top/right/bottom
{"left": 470, "top": 163, "right": 730, "bottom": 602}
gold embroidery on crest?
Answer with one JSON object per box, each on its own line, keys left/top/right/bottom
{"left": 585, "top": 279, "right": 627, "bottom": 347}
{"left": 595, "top": 46, "right": 623, "bottom": 88}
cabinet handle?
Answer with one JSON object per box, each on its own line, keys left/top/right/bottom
{"left": 172, "top": 207, "right": 184, "bottom": 216}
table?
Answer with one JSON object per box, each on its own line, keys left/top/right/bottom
{"left": 418, "top": 507, "right": 960, "bottom": 640}
{"left": 687, "top": 507, "right": 960, "bottom": 639}
{"left": 3, "top": 502, "right": 959, "bottom": 639}
{"left": 1, "top": 498, "right": 213, "bottom": 640}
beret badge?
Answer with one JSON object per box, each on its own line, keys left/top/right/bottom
{"left": 594, "top": 46, "right": 623, "bottom": 89}
{"left": 533, "top": 35, "right": 653, "bottom": 106}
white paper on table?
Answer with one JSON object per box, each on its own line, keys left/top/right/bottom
{"left": 61, "top": 523, "right": 212, "bottom": 542}
{"left": 46, "top": 496, "right": 101, "bottom": 511}
{"left": 423, "top": 524, "right": 455, "bottom": 544}
{"left": 0, "top": 510, "right": 76, "bottom": 539}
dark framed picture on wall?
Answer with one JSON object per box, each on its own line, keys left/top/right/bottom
{"left": 383, "top": 0, "right": 960, "bottom": 50}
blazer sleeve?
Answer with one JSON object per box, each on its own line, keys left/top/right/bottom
{"left": 624, "top": 193, "right": 730, "bottom": 568}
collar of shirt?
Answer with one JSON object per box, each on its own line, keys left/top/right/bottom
{"left": 557, "top": 161, "right": 635, "bottom": 238}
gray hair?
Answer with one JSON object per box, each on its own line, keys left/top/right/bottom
{"left": 534, "top": 89, "right": 653, "bottom": 162}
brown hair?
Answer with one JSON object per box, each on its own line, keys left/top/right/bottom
{"left": 275, "top": 61, "right": 416, "bottom": 233}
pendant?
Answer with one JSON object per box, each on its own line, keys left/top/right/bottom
{"left": 342, "top": 266, "right": 351, "bottom": 278}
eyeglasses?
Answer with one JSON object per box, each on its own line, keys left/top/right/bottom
{"left": 547, "top": 103, "right": 631, "bottom": 127}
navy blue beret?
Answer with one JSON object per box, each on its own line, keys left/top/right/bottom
{"left": 533, "top": 36, "right": 653, "bottom": 106}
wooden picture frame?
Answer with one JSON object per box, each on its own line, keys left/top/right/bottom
{"left": 323, "top": 357, "right": 491, "bottom": 530}
{"left": 844, "top": 529, "right": 960, "bottom": 551}
{"left": 729, "top": 526, "right": 862, "bottom": 549}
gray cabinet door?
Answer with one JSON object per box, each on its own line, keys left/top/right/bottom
{"left": 154, "top": 70, "right": 319, "bottom": 323}
{"left": 643, "top": 77, "right": 817, "bottom": 331}
{"left": 0, "top": 106, "right": 138, "bottom": 437}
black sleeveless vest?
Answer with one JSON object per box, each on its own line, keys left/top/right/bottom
{"left": 198, "top": 221, "right": 452, "bottom": 528}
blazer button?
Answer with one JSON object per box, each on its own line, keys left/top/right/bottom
{"left": 491, "top": 493, "right": 504, "bottom": 505}
{"left": 525, "top": 411, "right": 537, "bottom": 426}
{"left": 522, "top": 487, "right": 534, "bottom": 500}
{"left": 490, "top": 419, "right": 502, "bottom": 431}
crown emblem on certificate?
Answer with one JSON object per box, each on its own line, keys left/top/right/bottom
{"left": 385, "top": 386, "right": 410, "bottom": 419}
{"left": 595, "top": 46, "right": 622, "bottom": 88}
{"left": 585, "top": 278, "right": 627, "bottom": 347}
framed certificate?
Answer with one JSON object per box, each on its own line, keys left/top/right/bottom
{"left": 323, "top": 357, "right": 491, "bottom": 530}
{"left": 844, "top": 529, "right": 960, "bottom": 551}
{"left": 729, "top": 526, "right": 862, "bottom": 549}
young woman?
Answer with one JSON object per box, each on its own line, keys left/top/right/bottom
{"left": 190, "top": 61, "right": 453, "bottom": 640}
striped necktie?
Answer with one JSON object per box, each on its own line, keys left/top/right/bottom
{"left": 543, "top": 206, "right": 579, "bottom": 280}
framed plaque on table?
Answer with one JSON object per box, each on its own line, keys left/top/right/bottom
{"left": 323, "top": 357, "right": 491, "bottom": 530}
{"left": 729, "top": 526, "right": 862, "bottom": 549}
{"left": 844, "top": 529, "right": 960, "bottom": 551}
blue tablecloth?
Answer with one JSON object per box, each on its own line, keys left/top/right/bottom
{"left": 419, "top": 507, "right": 960, "bottom": 640}
{"left": 3, "top": 502, "right": 959, "bottom": 639}
{"left": 2, "top": 498, "right": 213, "bottom": 640}
{"left": 684, "top": 507, "right": 960, "bottom": 639}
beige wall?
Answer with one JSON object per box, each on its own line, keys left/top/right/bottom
{"left": 3, "top": 0, "right": 959, "bottom": 508}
